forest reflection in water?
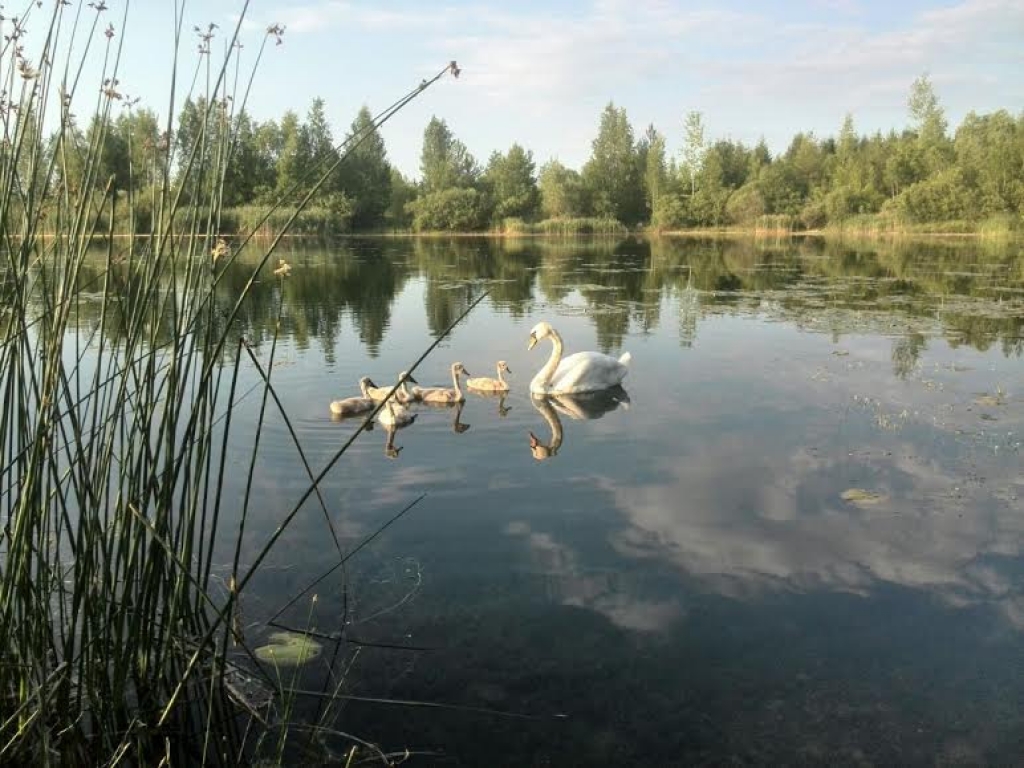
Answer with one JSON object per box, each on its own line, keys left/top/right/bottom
{"left": 60, "top": 233, "right": 1024, "bottom": 368}
{"left": 58, "top": 235, "right": 1024, "bottom": 763}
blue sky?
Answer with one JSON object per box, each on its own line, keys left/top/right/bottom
{"left": 24, "top": 0, "right": 1024, "bottom": 178}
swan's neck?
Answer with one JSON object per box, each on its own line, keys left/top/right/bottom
{"left": 532, "top": 330, "right": 563, "bottom": 391}
{"left": 535, "top": 398, "right": 563, "bottom": 454}
{"left": 451, "top": 367, "right": 464, "bottom": 399}
{"left": 497, "top": 366, "right": 507, "bottom": 386}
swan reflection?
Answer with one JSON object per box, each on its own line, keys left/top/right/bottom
{"left": 451, "top": 401, "right": 471, "bottom": 434}
{"left": 470, "top": 390, "right": 512, "bottom": 418}
{"left": 529, "top": 387, "right": 630, "bottom": 461}
{"left": 382, "top": 425, "right": 402, "bottom": 459}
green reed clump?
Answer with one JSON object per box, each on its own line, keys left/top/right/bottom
{"left": 533, "top": 216, "right": 628, "bottom": 236}
{"left": 752, "top": 214, "right": 797, "bottom": 233}
{"left": 223, "top": 201, "right": 355, "bottom": 240}
{"left": 0, "top": 4, "right": 454, "bottom": 764}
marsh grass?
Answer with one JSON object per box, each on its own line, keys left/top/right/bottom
{"left": 0, "top": 3, "right": 458, "bottom": 764}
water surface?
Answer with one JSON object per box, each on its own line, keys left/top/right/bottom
{"left": 125, "top": 237, "right": 1024, "bottom": 763}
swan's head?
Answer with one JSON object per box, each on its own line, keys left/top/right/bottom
{"left": 497, "top": 360, "right": 511, "bottom": 374}
{"left": 528, "top": 321, "right": 553, "bottom": 351}
{"left": 398, "top": 370, "right": 418, "bottom": 385}
{"left": 358, "top": 376, "right": 375, "bottom": 396}
{"left": 452, "top": 362, "right": 470, "bottom": 377}
{"left": 529, "top": 431, "right": 557, "bottom": 461}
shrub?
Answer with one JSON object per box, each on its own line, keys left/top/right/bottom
{"left": 725, "top": 183, "right": 765, "bottom": 225}
{"left": 406, "top": 187, "right": 489, "bottom": 231}
{"left": 650, "top": 193, "right": 689, "bottom": 231}
{"left": 889, "top": 168, "right": 977, "bottom": 222}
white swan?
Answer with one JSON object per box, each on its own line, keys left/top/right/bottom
{"left": 366, "top": 371, "right": 419, "bottom": 404}
{"left": 466, "top": 360, "right": 511, "bottom": 392}
{"left": 329, "top": 376, "right": 376, "bottom": 417}
{"left": 378, "top": 398, "right": 417, "bottom": 428}
{"left": 527, "top": 321, "right": 631, "bottom": 395}
{"left": 411, "top": 362, "right": 470, "bottom": 404}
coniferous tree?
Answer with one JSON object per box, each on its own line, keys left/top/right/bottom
{"left": 338, "top": 105, "right": 392, "bottom": 229}
{"left": 582, "top": 102, "right": 644, "bottom": 224}
{"left": 420, "top": 116, "right": 478, "bottom": 192}
{"left": 483, "top": 143, "right": 539, "bottom": 221}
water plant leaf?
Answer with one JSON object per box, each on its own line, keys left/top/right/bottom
{"left": 840, "top": 488, "right": 889, "bottom": 507}
{"left": 973, "top": 393, "right": 1005, "bottom": 407}
{"left": 254, "top": 631, "right": 322, "bottom": 666}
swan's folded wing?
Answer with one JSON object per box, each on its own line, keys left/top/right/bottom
{"left": 549, "top": 351, "right": 629, "bottom": 393}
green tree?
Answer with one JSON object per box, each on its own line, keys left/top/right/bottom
{"left": 483, "top": 143, "right": 539, "bottom": 221}
{"left": 825, "top": 114, "right": 883, "bottom": 221}
{"left": 889, "top": 167, "right": 973, "bottom": 222}
{"left": 407, "top": 187, "right": 488, "bottom": 231}
{"left": 387, "top": 167, "right": 417, "bottom": 229}
{"left": 681, "top": 110, "right": 706, "bottom": 196}
{"left": 748, "top": 138, "right": 771, "bottom": 180}
{"left": 85, "top": 114, "right": 130, "bottom": 192}
{"left": 725, "top": 183, "right": 765, "bottom": 225}
{"left": 640, "top": 124, "right": 667, "bottom": 219}
{"left": 707, "top": 139, "right": 751, "bottom": 189}
{"left": 954, "top": 110, "right": 1023, "bottom": 216}
{"left": 689, "top": 146, "right": 730, "bottom": 225}
{"left": 420, "top": 116, "right": 478, "bottom": 192}
{"left": 305, "top": 98, "right": 339, "bottom": 178}
{"left": 908, "top": 74, "right": 950, "bottom": 174}
{"left": 338, "top": 105, "right": 392, "bottom": 229}
{"left": 248, "top": 119, "right": 282, "bottom": 201}
{"left": 275, "top": 110, "right": 311, "bottom": 200}
{"left": 884, "top": 133, "right": 926, "bottom": 198}
{"left": 538, "top": 160, "right": 587, "bottom": 218}
{"left": 174, "top": 97, "right": 221, "bottom": 194}
{"left": 582, "top": 102, "right": 643, "bottom": 224}
{"left": 222, "top": 110, "right": 266, "bottom": 206}
{"left": 117, "top": 108, "right": 161, "bottom": 192}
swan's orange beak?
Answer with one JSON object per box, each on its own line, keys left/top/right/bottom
{"left": 528, "top": 333, "right": 537, "bottom": 351}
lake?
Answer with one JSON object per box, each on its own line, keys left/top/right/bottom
{"left": 137, "top": 236, "right": 1024, "bottom": 763}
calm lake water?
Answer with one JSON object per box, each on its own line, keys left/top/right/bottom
{"left": 138, "top": 236, "right": 1024, "bottom": 763}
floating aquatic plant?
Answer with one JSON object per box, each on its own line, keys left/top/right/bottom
{"left": 255, "top": 631, "right": 323, "bottom": 667}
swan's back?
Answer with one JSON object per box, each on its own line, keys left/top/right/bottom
{"left": 330, "top": 396, "right": 374, "bottom": 416}
{"left": 534, "top": 350, "right": 630, "bottom": 395}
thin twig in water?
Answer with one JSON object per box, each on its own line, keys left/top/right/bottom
{"left": 287, "top": 689, "right": 570, "bottom": 721}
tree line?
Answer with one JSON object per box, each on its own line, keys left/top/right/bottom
{"left": 67, "top": 236, "right": 1024, "bottom": 360}
{"left": 54, "top": 75, "right": 1024, "bottom": 233}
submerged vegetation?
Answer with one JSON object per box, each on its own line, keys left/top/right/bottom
{"left": 0, "top": 3, "right": 458, "bottom": 764}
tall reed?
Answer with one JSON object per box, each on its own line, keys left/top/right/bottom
{"left": 0, "top": 3, "right": 455, "bottom": 763}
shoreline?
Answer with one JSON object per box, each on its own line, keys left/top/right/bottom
{"left": 26, "top": 225, "right": 1019, "bottom": 243}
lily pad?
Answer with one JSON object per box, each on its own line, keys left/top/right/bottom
{"left": 840, "top": 488, "right": 889, "bottom": 508}
{"left": 973, "top": 393, "right": 1005, "bottom": 407}
{"left": 254, "top": 631, "right": 322, "bottom": 666}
